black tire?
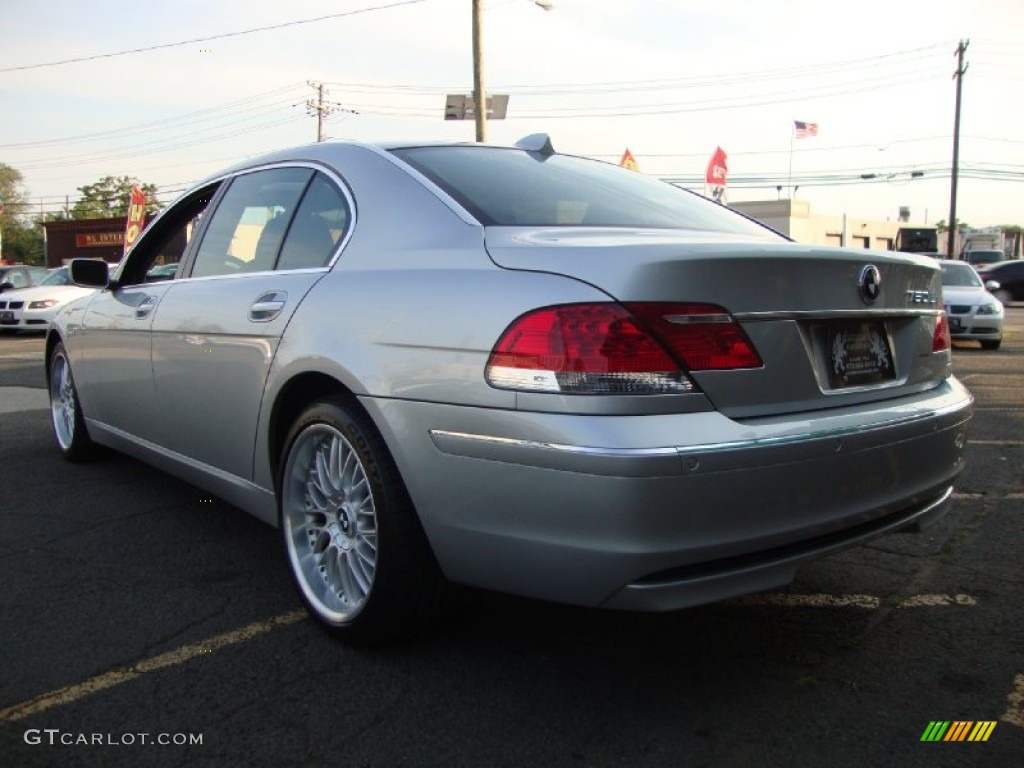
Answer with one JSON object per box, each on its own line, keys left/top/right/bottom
{"left": 278, "top": 398, "right": 446, "bottom": 644}
{"left": 980, "top": 339, "right": 1001, "bottom": 350}
{"left": 993, "top": 289, "right": 1012, "bottom": 307}
{"left": 48, "top": 342, "right": 98, "bottom": 461}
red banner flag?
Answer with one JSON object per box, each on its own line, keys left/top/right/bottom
{"left": 124, "top": 186, "right": 147, "bottom": 253}
{"left": 704, "top": 146, "right": 728, "bottom": 204}
{"left": 619, "top": 149, "right": 640, "bottom": 171}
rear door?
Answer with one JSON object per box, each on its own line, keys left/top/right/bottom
{"left": 150, "top": 166, "right": 352, "bottom": 480}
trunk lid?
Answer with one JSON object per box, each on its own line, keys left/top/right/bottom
{"left": 484, "top": 227, "right": 948, "bottom": 418}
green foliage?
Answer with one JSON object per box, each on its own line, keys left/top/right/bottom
{"left": 1, "top": 162, "right": 32, "bottom": 225}
{"left": 0, "top": 163, "right": 43, "bottom": 263}
{"left": 1, "top": 220, "right": 44, "bottom": 265}
{"left": 934, "top": 219, "right": 971, "bottom": 233}
{"left": 71, "top": 176, "right": 161, "bottom": 219}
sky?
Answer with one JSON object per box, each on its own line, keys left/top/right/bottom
{"left": 1, "top": 0, "right": 1022, "bottom": 228}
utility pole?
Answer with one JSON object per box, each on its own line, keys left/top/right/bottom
{"left": 947, "top": 39, "right": 968, "bottom": 259}
{"left": 306, "top": 81, "right": 335, "bottom": 143}
{"left": 472, "top": 0, "right": 486, "bottom": 142}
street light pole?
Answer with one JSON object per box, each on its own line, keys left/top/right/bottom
{"left": 472, "top": 0, "right": 486, "bottom": 142}
{"left": 471, "top": 1, "right": 552, "bottom": 143}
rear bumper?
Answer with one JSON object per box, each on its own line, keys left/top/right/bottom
{"left": 362, "top": 377, "right": 973, "bottom": 610}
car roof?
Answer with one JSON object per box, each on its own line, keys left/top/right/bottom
{"left": 193, "top": 135, "right": 555, "bottom": 189}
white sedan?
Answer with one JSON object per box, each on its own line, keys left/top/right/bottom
{"left": 0, "top": 267, "right": 97, "bottom": 333}
{"left": 939, "top": 259, "right": 1004, "bottom": 350}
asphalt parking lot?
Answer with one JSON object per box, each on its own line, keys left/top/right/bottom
{"left": 1, "top": 315, "right": 1022, "bottom": 768}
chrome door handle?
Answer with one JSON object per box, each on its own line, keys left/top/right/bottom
{"left": 250, "top": 291, "right": 287, "bottom": 322}
{"left": 135, "top": 296, "right": 157, "bottom": 319}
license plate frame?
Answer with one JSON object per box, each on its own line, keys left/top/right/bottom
{"left": 0, "top": 311, "right": 14, "bottom": 324}
{"left": 827, "top": 321, "right": 895, "bottom": 389}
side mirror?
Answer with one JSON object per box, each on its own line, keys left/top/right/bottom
{"left": 69, "top": 258, "right": 111, "bottom": 288}
{"left": 984, "top": 279, "right": 1001, "bottom": 291}
{"left": 0, "top": 282, "right": 13, "bottom": 293}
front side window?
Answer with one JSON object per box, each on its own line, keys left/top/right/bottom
{"left": 393, "top": 146, "right": 782, "bottom": 239}
{"left": 119, "top": 184, "right": 219, "bottom": 285}
{"left": 191, "top": 168, "right": 313, "bottom": 279}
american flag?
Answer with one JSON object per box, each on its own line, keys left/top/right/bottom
{"left": 794, "top": 121, "right": 818, "bottom": 139}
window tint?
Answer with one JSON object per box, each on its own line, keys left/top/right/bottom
{"left": 41, "top": 268, "right": 72, "bottom": 286}
{"left": 120, "top": 184, "right": 218, "bottom": 285}
{"left": 940, "top": 263, "right": 981, "bottom": 288}
{"left": 276, "top": 173, "right": 349, "bottom": 271}
{"left": 393, "top": 146, "right": 781, "bottom": 238}
{"left": 191, "top": 168, "right": 313, "bottom": 278}
{"left": 6, "top": 270, "right": 29, "bottom": 288}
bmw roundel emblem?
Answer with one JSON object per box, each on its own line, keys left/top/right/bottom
{"left": 859, "top": 265, "right": 881, "bottom": 304}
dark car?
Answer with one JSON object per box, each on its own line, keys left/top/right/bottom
{"left": 0, "top": 265, "right": 48, "bottom": 293}
{"left": 977, "top": 260, "right": 1024, "bottom": 306}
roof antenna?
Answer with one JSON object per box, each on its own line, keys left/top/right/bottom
{"left": 515, "top": 133, "right": 555, "bottom": 156}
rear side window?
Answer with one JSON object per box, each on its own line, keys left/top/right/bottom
{"left": 276, "top": 173, "right": 349, "bottom": 271}
{"left": 393, "top": 146, "right": 780, "bottom": 238}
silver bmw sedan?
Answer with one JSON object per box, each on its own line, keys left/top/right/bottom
{"left": 47, "top": 135, "right": 973, "bottom": 643}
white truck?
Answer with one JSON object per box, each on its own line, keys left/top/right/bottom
{"left": 961, "top": 227, "right": 1005, "bottom": 255}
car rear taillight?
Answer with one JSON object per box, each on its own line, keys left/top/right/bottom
{"left": 485, "top": 302, "right": 760, "bottom": 394}
{"left": 933, "top": 306, "right": 951, "bottom": 352}
{"left": 625, "top": 303, "right": 762, "bottom": 371}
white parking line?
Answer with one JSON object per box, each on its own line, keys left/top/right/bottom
{"left": 0, "top": 609, "right": 306, "bottom": 723}
{"left": 730, "top": 593, "right": 977, "bottom": 609}
{"left": 1003, "top": 673, "right": 1024, "bottom": 728}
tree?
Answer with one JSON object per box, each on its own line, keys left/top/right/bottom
{"left": 1, "top": 220, "right": 44, "bottom": 265}
{"left": 71, "top": 176, "right": 161, "bottom": 219}
{"left": 1, "top": 162, "right": 32, "bottom": 227}
{"left": 0, "top": 163, "right": 43, "bottom": 264}
{"left": 935, "top": 219, "right": 971, "bottom": 233}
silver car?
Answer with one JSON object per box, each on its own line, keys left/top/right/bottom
{"left": 48, "top": 135, "right": 974, "bottom": 643}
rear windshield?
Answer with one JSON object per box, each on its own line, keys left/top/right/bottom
{"left": 965, "top": 250, "right": 1005, "bottom": 265}
{"left": 393, "top": 146, "right": 782, "bottom": 238}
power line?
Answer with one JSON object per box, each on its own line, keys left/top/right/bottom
{"left": 0, "top": 84, "right": 307, "bottom": 150}
{"left": 0, "top": 0, "right": 430, "bottom": 73}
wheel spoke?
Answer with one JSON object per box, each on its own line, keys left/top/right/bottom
{"left": 314, "top": 444, "right": 333, "bottom": 497}
{"left": 346, "top": 550, "right": 372, "bottom": 598}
